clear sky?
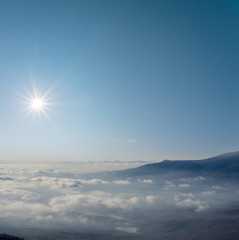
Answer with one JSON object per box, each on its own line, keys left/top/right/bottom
{"left": 0, "top": 0, "right": 239, "bottom": 162}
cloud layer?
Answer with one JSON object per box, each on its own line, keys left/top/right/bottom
{"left": 0, "top": 163, "right": 238, "bottom": 233}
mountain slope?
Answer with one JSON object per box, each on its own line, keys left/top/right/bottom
{"left": 118, "top": 151, "right": 239, "bottom": 179}
{"left": 0, "top": 234, "right": 24, "bottom": 240}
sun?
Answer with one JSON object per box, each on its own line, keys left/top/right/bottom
{"left": 18, "top": 83, "right": 56, "bottom": 121}
{"left": 25, "top": 92, "right": 50, "bottom": 120}
{"left": 26, "top": 92, "right": 49, "bottom": 120}
{"left": 31, "top": 98, "right": 44, "bottom": 110}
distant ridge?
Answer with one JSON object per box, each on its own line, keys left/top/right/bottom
{"left": 195, "top": 151, "right": 239, "bottom": 163}
{"left": 119, "top": 151, "right": 239, "bottom": 179}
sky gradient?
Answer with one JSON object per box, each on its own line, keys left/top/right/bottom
{"left": 0, "top": 0, "right": 239, "bottom": 162}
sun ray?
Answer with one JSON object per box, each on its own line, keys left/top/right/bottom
{"left": 19, "top": 83, "right": 57, "bottom": 122}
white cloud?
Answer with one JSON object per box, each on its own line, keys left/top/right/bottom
{"left": 0, "top": 162, "right": 235, "bottom": 233}
{"left": 145, "top": 195, "right": 157, "bottom": 204}
{"left": 201, "top": 191, "right": 215, "bottom": 196}
{"left": 180, "top": 193, "right": 194, "bottom": 198}
{"left": 79, "top": 179, "right": 109, "bottom": 185}
{"left": 116, "top": 227, "right": 138, "bottom": 233}
{"left": 164, "top": 181, "right": 176, "bottom": 189}
{"left": 113, "top": 180, "right": 130, "bottom": 185}
{"left": 175, "top": 198, "right": 209, "bottom": 212}
{"left": 178, "top": 184, "right": 190, "bottom": 188}
{"left": 180, "top": 176, "right": 205, "bottom": 182}
{"left": 138, "top": 179, "right": 153, "bottom": 184}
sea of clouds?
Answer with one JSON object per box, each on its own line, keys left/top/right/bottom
{"left": 0, "top": 162, "right": 238, "bottom": 234}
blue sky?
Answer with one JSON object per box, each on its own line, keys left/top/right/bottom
{"left": 0, "top": 0, "right": 239, "bottom": 162}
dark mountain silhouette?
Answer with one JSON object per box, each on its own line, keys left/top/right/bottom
{"left": 116, "top": 151, "right": 239, "bottom": 180}
{"left": 0, "top": 234, "right": 24, "bottom": 240}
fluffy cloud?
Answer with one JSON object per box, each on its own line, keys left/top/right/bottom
{"left": 79, "top": 179, "right": 109, "bottom": 185}
{"left": 174, "top": 194, "right": 209, "bottom": 212}
{"left": 0, "top": 166, "right": 153, "bottom": 231}
{"left": 201, "top": 191, "right": 215, "bottom": 196}
{"left": 0, "top": 162, "right": 236, "bottom": 233}
{"left": 138, "top": 179, "right": 153, "bottom": 184}
{"left": 175, "top": 198, "right": 209, "bottom": 212}
{"left": 178, "top": 184, "right": 190, "bottom": 188}
{"left": 116, "top": 227, "right": 138, "bottom": 233}
{"left": 180, "top": 176, "right": 205, "bottom": 182}
{"left": 113, "top": 180, "right": 130, "bottom": 185}
{"left": 145, "top": 195, "right": 157, "bottom": 204}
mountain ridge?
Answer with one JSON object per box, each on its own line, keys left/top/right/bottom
{"left": 116, "top": 151, "right": 239, "bottom": 180}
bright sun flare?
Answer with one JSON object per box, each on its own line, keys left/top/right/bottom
{"left": 19, "top": 83, "right": 55, "bottom": 120}
{"left": 31, "top": 98, "right": 44, "bottom": 110}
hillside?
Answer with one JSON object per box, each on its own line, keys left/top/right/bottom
{"left": 0, "top": 234, "right": 24, "bottom": 240}
{"left": 117, "top": 151, "right": 239, "bottom": 180}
